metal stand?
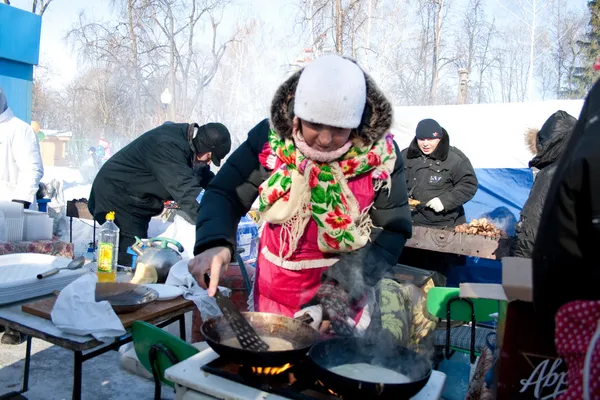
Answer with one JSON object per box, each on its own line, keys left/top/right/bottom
{"left": 0, "top": 315, "right": 186, "bottom": 400}
{"left": 445, "top": 296, "right": 477, "bottom": 364}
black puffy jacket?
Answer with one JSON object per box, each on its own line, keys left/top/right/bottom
{"left": 401, "top": 131, "right": 478, "bottom": 228}
{"left": 513, "top": 111, "right": 577, "bottom": 258}
{"left": 194, "top": 67, "right": 413, "bottom": 300}
{"left": 89, "top": 123, "right": 213, "bottom": 223}
{"left": 533, "top": 81, "right": 600, "bottom": 328}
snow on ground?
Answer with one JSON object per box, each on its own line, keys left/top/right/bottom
{"left": 0, "top": 338, "right": 171, "bottom": 400}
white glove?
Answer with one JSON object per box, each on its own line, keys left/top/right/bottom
{"left": 426, "top": 197, "right": 444, "bottom": 212}
{"left": 294, "top": 305, "right": 322, "bottom": 331}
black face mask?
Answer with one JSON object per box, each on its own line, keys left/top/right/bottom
{"left": 193, "top": 162, "right": 209, "bottom": 185}
{"left": 193, "top": 161, "right": 209, "bottom": 171}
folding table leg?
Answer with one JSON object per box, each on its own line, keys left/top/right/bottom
{"left": 22, "top": 335, "right": 32, "bottom": 393}
{"left": 73, "top": 351, "right": 83, "bottom": 400}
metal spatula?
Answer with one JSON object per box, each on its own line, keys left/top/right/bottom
{"left": 37, "top": 256, "right": 86, "bottom": 279}
{"left": 204, "top": 273, "right": 269, "bottom": 352}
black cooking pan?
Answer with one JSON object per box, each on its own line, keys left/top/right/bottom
{"left": 309, "top": 337, "right": 432, "bottom": 399}
{"left": 201, "top": 312, "right": 319, "bottom": 366}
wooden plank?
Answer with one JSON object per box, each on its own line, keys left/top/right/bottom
{"left": 405, "top": 225, "right": 514, "bottom": 260}
{"left": 21, "top": 295, "right": 195, "bottom": 329}
{"left": 66, "top": 200, "right": 94, "bottom": 220}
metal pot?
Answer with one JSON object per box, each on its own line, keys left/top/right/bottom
{"left": 131, "top": 237, "right": 183, "bottom": 283}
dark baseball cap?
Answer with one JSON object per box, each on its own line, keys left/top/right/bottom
{"left": 192, "top": 122, "right": 232, "bottom": 166}
{"left": 416, "top": 118, "right": 443, "bottom": 140}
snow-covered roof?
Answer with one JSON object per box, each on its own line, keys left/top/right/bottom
{"left": 391, "top": 100, "right": 584, "bottom": 169}
{"left": 42, "top": 129, "right": 73, "bottom": 138}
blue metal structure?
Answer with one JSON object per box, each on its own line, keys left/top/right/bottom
{"left": 0, "top": 3, "right": 42, "bottom": 123}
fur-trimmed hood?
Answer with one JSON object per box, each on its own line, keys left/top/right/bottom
{"left": 525, "top": 128, "right": 539, "bottom": 155}
{"left": 406, "top": 128, "right": 450, "bottom": 161}
{"left": 269, "top": 61, "right": 393, "bottom": 145}
{"left": 525, "top": 111, "right": 577, "bottom": 169}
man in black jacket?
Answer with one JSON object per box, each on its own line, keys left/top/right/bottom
{"left": 88, "top": 121, "right": 231, "bottom": 266}
{"left": 533, "top": 81, "right": 600, "bottom": 329}
{"left": 402, "top": 119, "right": 478, "bottom": 228}
{"left": 513, "top": 111, "right": 577, "bottom": 258}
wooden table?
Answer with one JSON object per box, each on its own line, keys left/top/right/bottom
{"left": 0, "top": 287, "right": 195, "bottom": 400}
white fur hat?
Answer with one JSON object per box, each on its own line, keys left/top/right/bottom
{"left": 294, "top": 54, "right": 366, "bottom": 129}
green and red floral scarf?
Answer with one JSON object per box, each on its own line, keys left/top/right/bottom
{"left": 258, "top": 129, "right": 396, "bottom": 254}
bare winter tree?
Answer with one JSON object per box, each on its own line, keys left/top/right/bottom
{"left": 495, "top": 0, "right": 552, "bottom": 100}
{"left": 453, "top": 0, "right": 497, "bottom": 103}
{"left": 296, "top": 0, "right": 378, "bottom": 58}
{"left": 66, "top": 0, "right": 246, "bottom": 145}
{"left": 2, "top": 0, "right": 54, "bottom": 15}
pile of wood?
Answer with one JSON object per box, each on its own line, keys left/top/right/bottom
{"left": 455, "top": 218, "right": 504, "bottom": 238}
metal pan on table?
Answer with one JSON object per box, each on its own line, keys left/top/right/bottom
{"left": 95, "top": 282, "right": 158, "bottom": 314}
{"left": 309, "top": 337, "right": 432, "bottom": 399}
{"left": 201, "top": 312, "right": 319, "bottom": 366}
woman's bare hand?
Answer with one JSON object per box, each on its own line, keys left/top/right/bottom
{"left": 188, "top": 246, "right": 231, "bottom": 296}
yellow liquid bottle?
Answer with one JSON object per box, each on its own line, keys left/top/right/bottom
{"left": 97, "top": 211, "right": 119, "bottom": 282}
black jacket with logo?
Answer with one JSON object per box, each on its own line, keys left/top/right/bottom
{"left": 401, "top": 131, "right": 478, "bottom": 227}
{"left": 88, "top": 123, "right": 213, "bottom": 224}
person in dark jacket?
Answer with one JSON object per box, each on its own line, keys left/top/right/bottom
{"left": 513, "top": 111, "right": 577, "bottom": 258}
{"left": 189, "top": 54, "right": 412, "bottom": 336}
{"left": 402, "top": 119, "right": 478, "bottom": 228}
{"left": 533, "top": 80, "right": 600, "bottom": 330}
{"left": 88, "top": 121, "right": 231, "bottom": 266}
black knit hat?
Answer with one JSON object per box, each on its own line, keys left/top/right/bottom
{"left": 416, "top": 118, "right": 443, "bottom": 140}
{"left": 192, "top": 123, "right": 232, "bottom": 167}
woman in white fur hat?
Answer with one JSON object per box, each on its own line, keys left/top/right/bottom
{"left": 189, "top": 55, "right": 426, "bottom": 340}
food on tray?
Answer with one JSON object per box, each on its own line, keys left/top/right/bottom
{"left": 129, "top": 262, "right": 158, "bottom": 284}
{"left": 454, "top": 218, "right": 504, "bottom": 237}
{"left": 408, "top": 198, "right": 421, "bottom": 207}
{"left": 329, "top": 363, "right": 411, "bottom": 383}
{"left": 221, "top": 336, "right": 294, "bottom": 351}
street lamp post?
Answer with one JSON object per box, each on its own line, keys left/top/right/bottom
{"left": 160, "top": 88, "right": 172, "bottom": 121}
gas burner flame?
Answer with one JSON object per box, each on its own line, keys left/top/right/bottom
{"left": 250, "top": 363, "right": 292, "bottom": 376}
{"left": 316, "top": 380, "right": 342, "bottom": 398}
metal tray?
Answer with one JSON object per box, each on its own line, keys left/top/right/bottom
{"left": 95, "top": 282, "right": 159, "bottom": 313}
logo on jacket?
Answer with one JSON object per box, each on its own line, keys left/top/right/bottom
{"left": 429, "top": 175, "right": 442, "bottom": 184}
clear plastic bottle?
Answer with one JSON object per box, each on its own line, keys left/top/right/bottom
{"left": 97, "top": 211, "right": 119, "bottom": 282}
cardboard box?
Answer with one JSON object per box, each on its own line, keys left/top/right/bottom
{"left": 460, "top": 257, "right": 532, "bottom": 302}
{"left": 459, "top": 257, "right": 567, "bottom": 400}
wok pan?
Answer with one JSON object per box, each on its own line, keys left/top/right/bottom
{"left": 201, "top": 312, "right": 319, "bottom": 366}
{"left": 309, "top": 337, "right": 432, "bottom": 399}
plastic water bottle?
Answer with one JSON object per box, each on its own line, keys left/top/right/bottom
{"left": 97, "top": 211, "right": 119, "bottom": 282}
{"left": 83, "top": 242, "right": 97, "bottom": 273}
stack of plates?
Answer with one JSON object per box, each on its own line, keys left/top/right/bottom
{"left": 0, "top": 254, "right": 87, "bottom": 305}
{"left": 0, "top": 201, "right": 24, "bottom": 242}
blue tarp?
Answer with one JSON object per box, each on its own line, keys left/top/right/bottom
{"left": 447, "top": 168, "right": 534, "bottom": 286}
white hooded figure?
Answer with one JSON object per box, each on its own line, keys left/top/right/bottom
{"left": 0, "top": 86, "right": 44, "bottom": 208}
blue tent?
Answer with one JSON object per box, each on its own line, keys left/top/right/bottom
{"left": 446, "top": 168, "right": 533, "bottom": 286}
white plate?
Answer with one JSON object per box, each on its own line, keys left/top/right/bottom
{"left": 0, "top": 253, "right": 87, "bottom": 305}
{"left": 0, "top": 254, "right": 74, "bottom": 288}
{"left": 143, "top": 284, "right": 183, "bottom": 301}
